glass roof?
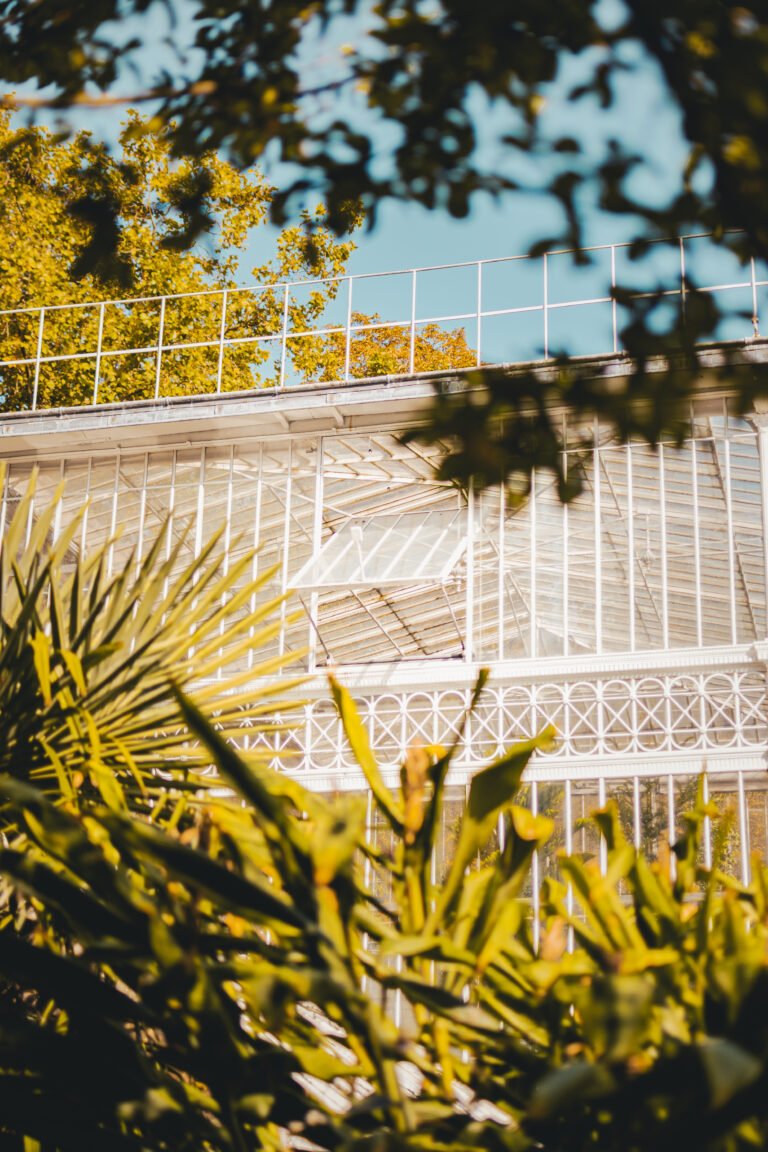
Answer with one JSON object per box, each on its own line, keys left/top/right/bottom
{"left": 292, "top": 509, "right": 467, "bottom": 592}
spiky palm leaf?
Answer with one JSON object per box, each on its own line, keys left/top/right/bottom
{"left": 0, "top": 466, "right": 305, "bottom": 813}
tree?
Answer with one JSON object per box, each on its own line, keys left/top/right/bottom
{"left": 0, "top": 110, "right": 363, "bottom": 408}
{"left": 0, "top": 112, "right": 478, "bottom": 409}
{"left": 309, "top": 312, "right": 476, "bottom": 381}
{"left": 2, "top": 2, "right": 768, "bottom": 488}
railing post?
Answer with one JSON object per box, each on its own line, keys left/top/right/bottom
{"left": 543, "top": 252, "right": 549, "bottom": 359}
{"left": 216, "top": 289, "right": 228, "bottom": 393}
{"left": 154, "top": 296, "right": 166, "bottom": 400}
{"left": 344, "top": 277, "right": 353, "bottom": 382}
{"left": 610, "top": 244, "right": 618, "bottom": 354}
{"left": 279, "top": 282, "right": 289, "bottom": 387}
{"left": 93, "top": 303, "right": 105, "bottom": 405}
{"left": 409, "top": 269, "right": 417, "bottom": 375}
{"left": 476, "top": 262, "right": 483, "bottom": 367}
{"left": 31, "top": 307, "right": 45, "bottom": 411}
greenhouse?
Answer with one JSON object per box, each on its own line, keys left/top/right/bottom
{"left": 1, "top": 235, "right": 767, "bottom": 898}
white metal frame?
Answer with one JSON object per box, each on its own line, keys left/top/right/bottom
{"left": 0, "top": 230, "right": 765, "bottom": 411}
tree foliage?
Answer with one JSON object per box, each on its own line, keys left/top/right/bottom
{"left": 0, "top": 112, "right": 477, "bottom": 408}
{"left": 0, "top": 111, "right": 365, "bottom": 407}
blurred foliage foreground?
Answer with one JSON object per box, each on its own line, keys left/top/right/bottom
{"left": 2, "top": 482, "right": 768, "bottom": 1152}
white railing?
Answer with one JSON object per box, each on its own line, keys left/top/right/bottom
{"left": 0, "top": 231, "right": 764, "bottom": 412}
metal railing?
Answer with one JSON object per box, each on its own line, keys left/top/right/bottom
{"left": 0, "top": 231, "right": 764, "bottom": 413}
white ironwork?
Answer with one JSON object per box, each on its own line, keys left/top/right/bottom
{"left": 0, "top": 230, "right": 766, "bottom": 411}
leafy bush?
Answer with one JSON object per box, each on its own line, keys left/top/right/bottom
{"left": 2, "top": 491, "right": 768, "bottom": 1151}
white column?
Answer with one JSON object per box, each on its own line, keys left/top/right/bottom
{"left": 308, "top": 437, "right": 325, "bottom": 672}
{"left": 594, "top": 421, "right": 602, "bottom": 654}
{"left": 755, "top": 416, "right": 768, "bottom": 637}
{"left": 279, "top": 442, "right": 293, "bottom": 658}
{"left": 465, "top": 480, "right": 475, "bottom": 662}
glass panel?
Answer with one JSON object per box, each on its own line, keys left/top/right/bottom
{"left": 571, "top": 783, "right": 601, "bottom": 863}
{"left": 597, "top": 443, "right": 632, "bottom": 652}
{"left": 664, "top": 441, "right": 699, "bottom": 648}
{"left": 636, "top": 777, "right": 669, "bottom": 866}
{"left": 434, "top": 786, "right": 465, "bottom": 885}
{"left": 746, "top": 775, "right": 768, "bottom": 867}
{"left": 535, "top": 472, "right": 566, "bottom": 658}
{"left": 538, "top": 783, "right": 566, "bottom": 882}
{"left": 708, "top": 773, "right": 743, "bottom": 879}
{"left": 294, "top": 508, "right": 467, "bottom": 591}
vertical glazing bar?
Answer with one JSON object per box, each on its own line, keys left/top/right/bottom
{"left": 465, "top": 481, "right": 475, "bottom": 662}
{"left": 52, "top": 460, "right": 65, "bottom": 545}
{"left": 702, "top": 771, "right": 712, "bottom": 870}
{"left": 598, "top": 776, "right": 607, "bottom": 874}
{"left": 194, "top": 447, "right": 206, "bottom": 561}
{"left": 135, "top": 455, "right": 149, "bottom": 574}
{"left": 189, "top": 448, "right": 206, "bottom": 660}
{"left": 344, "top": 278, "right": 353, "bottom": 383}
{"left": 162, "top": 451, "right": 177, "bottom": 606}
{"left": 594, "top": 420, "right": 602, "bottom": 654}
{"left": 279, "top": 442, "right": 293, "bottom": 658}
{"left": 627, "top": 441, "right": 635, "bottom": 651}
{"left": 562, "top": 418, "right": 569, "bottom": 657}
{"left": 679, "top": 237, "right": 687, "bottom": 327}
{"left": 667, "top": 775, "right": 676, "bottom": 881}
{"left": 24, "top": 472, "right": 35, "bottom": 549}
{"left": 32, "top": 308, "right": 45, "bottom": 411}
{"left": 216, "top": 289, "right": 228, "bottom": 393}
{"left": 497, "top": 483, "right": 505, "bottom": 660}
{"left": 497, "top": 811, "right": 506, "bottom": 853}
{"left": 737, "top": 771, "right": 750, "bottom": 886}
{"left": 564, "top": 780, "right": 574, "bottom": 951}
{"left": 721, "top": 409, "right": 739, "bottom": 644}
{"left": 93, "top": 303, "right": 105, "bottom": 405}
{"left": 308, "top": 437, "right": 325, "bottom": 672}
{"left": 757, "top": 421, "right": 768, "bottom": 635}
{"left": 0, "top": 462, "right": 10, "bottom": 541}
{"left": 476, "top": 262, "right": 483, "bottom": 367}
{"left": 222, "top": 446, "right": 234, "bottom": 578}
{"left": 632, "top": 776, "right": 641, "bottom": 850}
{"left": 751, "top": 257, "right": 760, "bottom": 337}
{"left": 531, "top": 781, "right": 540, "bottom": 953}
{"left": 659, "top": 442, "right": 670, "bottom": 648}
{"left": 409, "top": 269, "right": 417, "bottom": 375}
{"left": 611, "top": 244, "right": 618, "bottom": 354}
{"left": 218, "top": 446, "right": 235, "bottom": 674}
{"left": 394, "top": 956, "right": 403, "bottom": 1028}
{"left": 530, "top": 470, "right": 537, "bottom": 659}
{"left": 279, "top": 283, "right": 290, "bottom": 387}
{"left": 248, "top": 445, "right": 264, "bottom": 672}
{"left": 542, "top": 253, "right": 549, "bottom": 359}
{"left": 691, "top": 417, "right": 703, "bottom": 645}
{"left": 361, "top": 789, "right": 373, "bottom": 994}
{"left": 154, "top": 296, "right": 166, "bottom": 400}
{"left": 107, "top": 453, "right": 120, "bottom": 579}
{"left": 79, "top": 457, "right": 92, "bottom": 555}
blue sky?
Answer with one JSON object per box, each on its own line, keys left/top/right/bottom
{"left": 20, "top": 0, "right": 693, "bottom": 281}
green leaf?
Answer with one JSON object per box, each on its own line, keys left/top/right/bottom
{"left": 329, "top": 674, "right": 403, "bottom": 833}
{"left": 103, "top": 813, "right": 308, "bottom": 931}
{"left": 699, "top": 1038, "right": 762, "bottom": 1110}
{"left": 428, "top": 730, "right": 553, "bottom": 929}
{"left": 528, "top": 1062, "right": 616, "bottom": 1120}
